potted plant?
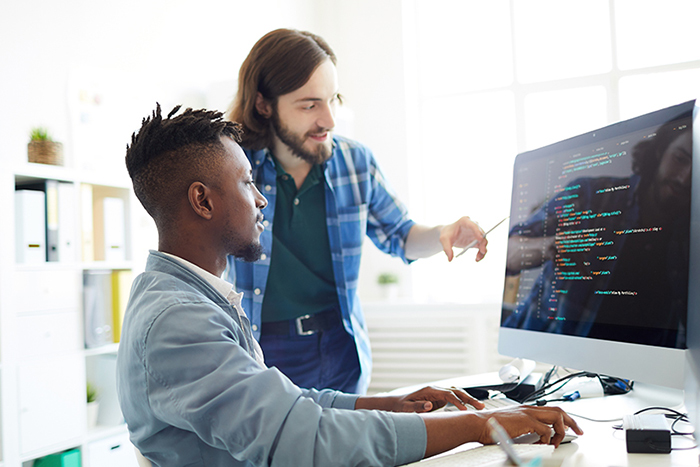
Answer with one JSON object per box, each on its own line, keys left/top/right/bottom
{"left": 28, "top": 126, "right": 64, "bottom": 166}
{"left": 377, "top": 272, "right": 400, "bottom": 301}
{"left": 87, "top": 382, "right": 99, "bottom": 429}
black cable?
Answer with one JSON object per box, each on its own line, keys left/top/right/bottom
{"left": 633, "top": 407, "right": 695, "bottom": 437}
{"left": 515, "top": 366, "right": 633, "bottom": 405}
{"left": 519, "top": 370, "right": 594, "bottom": 403}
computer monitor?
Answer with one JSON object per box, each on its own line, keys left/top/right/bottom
{"left": 499, "top": 99, "right": 695, "bottom": 390}
{"left": 685, "top": 100, "right": 700, "bottom": 432}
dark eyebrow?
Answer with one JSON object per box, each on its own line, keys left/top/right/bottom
{"left": 293, "top": 97, "right": 322, "bottom": 104}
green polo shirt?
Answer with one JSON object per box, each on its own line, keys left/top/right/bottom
{"left": 261, "top": 161, "right": 340, "bottom": 322}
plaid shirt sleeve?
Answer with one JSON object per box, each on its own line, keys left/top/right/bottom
{"left": 329, "top": 137, "right": 415, "bottom": 265}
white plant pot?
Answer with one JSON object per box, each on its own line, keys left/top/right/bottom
{"left": 87, "top": 401, "right": 99, "bottom": 429}
{"left": 380, "top": 284, "right": 400, "bottom": 301}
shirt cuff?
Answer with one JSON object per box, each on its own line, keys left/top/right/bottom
{"left": 392, "top": 412, "right": 427, "bottom": 466}
{"left": 330, "top": 392, "right": 360, "bottom": 410}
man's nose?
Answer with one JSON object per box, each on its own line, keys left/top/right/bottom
{"left": 255, "top": 186, "right": 268, "bottom": 209}
{"left": 318, "top": 103, "right": 335, "bottom": 130}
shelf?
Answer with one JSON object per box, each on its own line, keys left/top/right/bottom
{"left": 81, "top": 261, "right": 132, "bottom": 271}
{"left": 85, "top": 423, "right": 128, "bottom": 444}
{"left": 13, "top": 163, "right": 130, "bottom": 190}
{"left": 19, "top": 437, "right": 82, "bottom": 464}
{"left": 4, "top": 156, "right": 139, "bottom": 466}
{"left": 14, "top": 163, "right": 77, "bottom": 185}
{"left": 84, "top": 343, "right": 119, "bottom": 357}
{"left": 14, "top": 262, "right": 77, "bottom": 273}
{"left": 14, "top": 261, "right": 134, "bottom": 272}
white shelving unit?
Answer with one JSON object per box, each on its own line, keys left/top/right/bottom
{"left": 0, "top": 161, "right": 145, "bottom": 466}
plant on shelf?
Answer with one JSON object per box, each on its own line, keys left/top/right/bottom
{"left": 28, "top": 126, "right": 64, "bottom": 165}
{"left": 377, "top": 272, "right": 399, "bottom": 286}
{"left": 30, "top": 127, "right": 51, "bottom": 142}
{"left": 377, "top": 272, "right": 400, "bottom": 301}
{"left": 86, "top": 382, "right": 98, "bottom": 404}
{"left": 87, "top": 382, "right": 99, "bottom": 429}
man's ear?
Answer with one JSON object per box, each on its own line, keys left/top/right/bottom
{"left": 255, "top": 92, "right": 272, "bottom": 118}
{"left": 188, "top": 182, "right": 214, "bottom": 220}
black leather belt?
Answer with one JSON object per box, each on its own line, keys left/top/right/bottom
{"left": 261, "top": 309, "right": 341, "bottom": 336}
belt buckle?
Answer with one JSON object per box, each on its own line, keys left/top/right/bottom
{"left": 295, "top": 314, "right": 316, "bottom": 336}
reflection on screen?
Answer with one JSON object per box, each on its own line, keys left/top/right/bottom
{"left": 501, "top": 103, "right": 693, "bottom": 350}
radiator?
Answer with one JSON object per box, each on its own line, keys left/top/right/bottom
{"left": 363, "top": 302, "right": 512, "bottom": 394}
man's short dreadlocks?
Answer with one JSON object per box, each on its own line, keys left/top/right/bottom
{"left": 126, "top": 104, "right": 244, "bottom": 227}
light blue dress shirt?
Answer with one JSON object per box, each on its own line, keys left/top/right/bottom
{"left": 227, "top": 135, "right": 416, "bottom": 393}
{"left": 117, "top": 251, "right": 426, "bottom": 466}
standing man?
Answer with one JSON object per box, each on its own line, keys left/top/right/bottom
{"left": 227, "top": 28, "right": 488, "bottom": 394}
{"left": 117, "top": 104, "right": 582, "bottom": 466}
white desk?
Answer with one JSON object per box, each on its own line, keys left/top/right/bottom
{"left": 394, "top": 373, "right": 699, "bottom": 467}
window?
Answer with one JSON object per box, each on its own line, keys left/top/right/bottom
{"left": 403, "top": 0, "right": 700, "bottom": 304}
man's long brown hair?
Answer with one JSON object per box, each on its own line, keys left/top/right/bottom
{"left": 227, "top": 28, "right": 337, "bottom": 150}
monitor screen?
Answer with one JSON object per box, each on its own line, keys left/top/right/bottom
{"left": 499, "top": 100, "right": 694, "bottom": 389}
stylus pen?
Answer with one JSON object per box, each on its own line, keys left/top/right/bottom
{"left": 455, "top": 216, "right": 509, "bottom": 259}
{"left": 487, "top": 418, "right": 524, "bottom": 466}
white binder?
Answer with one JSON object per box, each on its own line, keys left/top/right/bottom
{"left": 15, "top": 190, "right": 46, "bottom": 264}
{"left": 57, "top": 181, "right": 77, "bottom": 262}
{"left": 102, "top": 197, "right": 126, "bottom": 262}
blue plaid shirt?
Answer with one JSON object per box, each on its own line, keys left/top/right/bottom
{"left": 226, "top": 135, "right": 415, "bottom": 393}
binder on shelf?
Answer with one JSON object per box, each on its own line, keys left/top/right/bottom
{"left": 34, "top": 448, "right": 81, "bottom": 467}
{"left": 83, "top": 270, "right": 113, "bottom": 348}
{"left": 17, "top": 179, "right": 78, "bottom": 263}
{"left": 14, "top": 189, "right": 47, "bottom": 264}
{"left": 81, "top": 183, "right": 95, "bottom": 262}
{"left": 45, "top": 179, "right": 60, "bottom": 261}
{"left": 102, "top": 196, "right": 126, "bottom": 262}
{"left": 57, "top": 181, "right": 77, "bottom": 262}
{"left": 111, "top": 269, "right": 133, "bottom": 343}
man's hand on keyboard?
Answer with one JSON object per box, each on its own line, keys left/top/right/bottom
{"left": 355, "top": 385, "right": 485, "bottom": 413}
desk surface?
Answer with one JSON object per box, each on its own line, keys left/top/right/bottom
{"left": 395, "top": 373, "right": 699, "bottom": 467}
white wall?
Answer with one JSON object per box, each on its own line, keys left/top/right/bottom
{"left": 0, "top": 0, "right": 412, "bottom": 296}
{"left": 315, "top": 1, "right": 414, "bottom": 301}
{"left": 0, "top": 0, "right": 325, "bottom": 161}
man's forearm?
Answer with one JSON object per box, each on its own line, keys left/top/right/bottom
{"left": 404, "top": 224, "right": 444, "bottom": 260}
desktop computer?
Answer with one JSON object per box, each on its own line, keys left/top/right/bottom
{"left": 493, "top": 98, "right": 700, "bottom": 459}
{"left": 407, "top": 100, "right": 700, "bottom": 466}
{"left": 498, "top": 99, "right": 694, "bottom": 391}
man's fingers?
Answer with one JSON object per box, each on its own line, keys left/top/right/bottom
{"left": 449, "top": 387, "right": 485, "bottom": 410}
{"left": 415, "top": 401, "right": 434, "bottom": 412}
{"left": 480, "top": 406, "right": 582, "bottom": 447}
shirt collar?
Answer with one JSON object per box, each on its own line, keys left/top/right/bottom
{"left": 159, "top": 251, "right": 244, "bottom": 308}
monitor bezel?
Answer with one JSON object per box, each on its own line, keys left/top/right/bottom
{"left": 684, "top": 99, "right": 700, "bottom": 428}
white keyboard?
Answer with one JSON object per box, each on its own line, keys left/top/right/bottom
{"left": 442, "top": 395, "right": 519, "bottom": 412}
{"left": 410, "top": 444, "right": 554, "bottom": 466}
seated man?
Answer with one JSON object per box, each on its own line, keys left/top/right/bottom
{"left": 116, "top": 104, "right": 582, "bottom": 466}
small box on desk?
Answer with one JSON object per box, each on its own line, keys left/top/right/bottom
{"left": 624, "top": 413, "right": 671, "bottom": 453}
{"left": 34, "top": 448, "right": 81, "bottom": 467}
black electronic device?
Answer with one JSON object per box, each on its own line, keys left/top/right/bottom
{"left": 623, "top": 413, "right": 671, "bottom": 454}
{"left": 463, "top": 373, "right": 543, "bottom": 403}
